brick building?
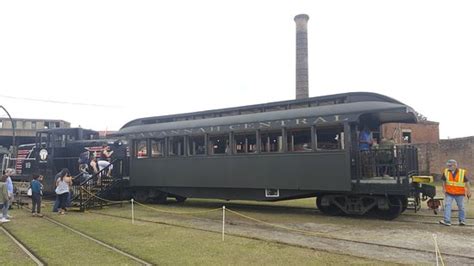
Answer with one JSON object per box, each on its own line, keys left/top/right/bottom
{"left": 0, "top": 118, "right": 70, "bottom": 149}
{"left": 380, "top": 121, "right": 439, "bottom": 144}
{"left": 380, "top": 121, "right": 472, "bottom": 177}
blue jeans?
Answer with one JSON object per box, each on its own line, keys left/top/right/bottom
{"left": 53, "top": 197, "right": 60, "bottom": 212}
{"left": 53, "top": 191, "right": 72, "bottom": 212}
{"left": 444, "top": 193, "right": 465, "bottom": 223}
{"left": 2, "top": 200, "right": 9, "bottom": 218}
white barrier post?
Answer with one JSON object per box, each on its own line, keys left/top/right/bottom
{"left": 131, "top": 198, "right": 135, "bottom": 224}
{"left": 222, "top": 205, "right": 226, "bottom": 241}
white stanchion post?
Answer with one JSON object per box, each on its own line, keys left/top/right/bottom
{"left": 131, "top": 198, "right": 135, "bottom": 224}
{"left": 222, "top": 205, "right": 226, "bottom": 241}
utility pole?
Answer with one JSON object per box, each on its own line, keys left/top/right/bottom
{"left": 0, "top": 105, "right": 16, "bottom": 157}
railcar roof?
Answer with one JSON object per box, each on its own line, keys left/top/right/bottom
{"left": 120, "top": 92, "right": 407, "bottom": 129}
{"left": 118, "top": 101, "right": 416, "bottom": 136}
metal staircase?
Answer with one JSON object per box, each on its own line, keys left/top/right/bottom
{"left": 71, "top": 159, "right": 127, "bottom": 211}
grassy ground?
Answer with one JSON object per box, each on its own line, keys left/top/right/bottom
{"left": 2, "top": 183, "right": 470, "bottom": 265}
{"left": 2, "top": 210, "right": 139, "bottom": 265}
{"left": 0, "top": 205, "right": 390, "bottom": 265}
{"left": 0, "top": 228, "right": 35, "bottom": 266}
{"left": 53, "top": 212, "right": 383, "bottom": 265}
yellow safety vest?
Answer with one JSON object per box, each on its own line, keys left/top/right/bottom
{"left": 444, "top": 168, "right": 466, "bottom": 195}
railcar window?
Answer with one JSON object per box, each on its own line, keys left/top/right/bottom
{"left": 261, "top": 131, "right": 283, "bottom": 153}
{"left": 168, "top": 136, "right": 185, "bottom": 156}
{"left": 151, "top": 138, "right": 165, "bottom": 157}
{"left": 234, "top": 133, "right": 257, "bottom": 154}
{"left": 287, "top": 128, "right": 312, "bottom": 152}
{"left": 188, "top": 135, "right": 206, "bottom": 156}
{"left": 316, "top": 127, "right": 344, "bottom": 150}
{"left": 208, "top": 134, "right": 229, "bottom": 155}
{"left": 38, "top": 133, "right": 50, "bottom": 148}
{"left": 135, "top": 140, "right": 148, "bottom": 158}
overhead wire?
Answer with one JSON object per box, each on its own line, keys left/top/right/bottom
{"left": 0, "top": 94, "right": 124, "bottom": 108}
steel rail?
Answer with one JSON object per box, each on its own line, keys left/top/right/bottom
{"left": 42, "top": 216, "right": 153, "bottom": 266}
{"left": 0, "top": 225, "right": 46, "bottom": 266}
{"left": 89, "top": 210, "right": 474, "bottom": 262}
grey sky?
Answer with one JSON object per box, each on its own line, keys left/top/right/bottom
{"left": 1, "top": 0, "right": 473, "bottom": 138}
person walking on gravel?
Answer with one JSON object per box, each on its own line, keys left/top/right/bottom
{"left": 439, "top": 159, "right": 471, "bottom": 226}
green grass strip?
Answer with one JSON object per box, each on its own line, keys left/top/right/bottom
{"left": 4, "top": 209, "right": 141, "bottom": 265}
{"left": 51, "top": 210, "right": 386, "bottom": 265}
{"left": 0, "top": 226, "right": 36, "bottom": 266}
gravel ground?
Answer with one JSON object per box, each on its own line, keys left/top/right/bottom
{"left": 123, "top": 200, "right": 474, "bottom": 265}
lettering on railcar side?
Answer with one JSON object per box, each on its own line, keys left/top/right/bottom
{"left": 129, "top": 114, "right": 352, "bottom": 138}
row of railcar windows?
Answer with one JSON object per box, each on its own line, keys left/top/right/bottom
{"left": 134, "top": 126, "right": 345, "bottom": 159}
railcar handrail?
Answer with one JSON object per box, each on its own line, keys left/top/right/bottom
{"left": 79, "top": 158, "right": 120, "bottom": 186}
{"left": 354, "top": 145, "right": 418, "bottom": 182}
{"left": 70, "top": 158, "right": 124, "bottom": 211}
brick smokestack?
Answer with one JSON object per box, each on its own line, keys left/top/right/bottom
{"left": 294, "top": 14, "right": 309, "bottom": 99}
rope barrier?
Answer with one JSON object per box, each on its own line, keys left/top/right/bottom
{"left": 133, "top": 200, "right": 222, "bottom": 215}
{"left": 36, "top": 194, "right": 464, "bottom": 265}
{"left": 79, "top": 187, "right": 129, "bottom": 204}
{"left": 79, "top": 188, "right": 220, "bottom": 215}
{"left": 226, "top": 208, "right": 327, "bottom": 238}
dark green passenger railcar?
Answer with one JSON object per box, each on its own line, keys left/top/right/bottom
{"left": 118, "top": 92, "right": 434, "bottom": 219}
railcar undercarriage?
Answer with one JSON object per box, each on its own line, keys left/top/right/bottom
{"left": 316, "top": 194, "right": 408, "bottom": 220}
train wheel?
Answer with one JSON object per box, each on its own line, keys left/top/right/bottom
{"left": 316, "top": 196, "right": 342, "bottom": 216}
{"left": 375, "top": 197, "right": 403, "bottom": 220}
{"left": 155, "top": 192, "right": 168, "bottom": 204}
{"left": 133, "top": 192, "right": 150, "bottom": 203}
{"left": 175, "top": 196, "right": 187, "bottom": 203}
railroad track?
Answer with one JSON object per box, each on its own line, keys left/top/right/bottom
{"left": 4, "top": 207, "right": 153, "bottom": 266}
{"left": 42, "top": 216, "right": 153, "bottom": 265}
{"left": 89, "top": 209, "right": 474, "bottom": 264}
{"left": 169, "top": 199, "right": 474, "bottom": 220}
{"left": 0, "top": 225, "right": 46, "bottom": 266}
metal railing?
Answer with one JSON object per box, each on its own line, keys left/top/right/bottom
{"left": 71, "top": 159, "right": 125, "bottom": 211}
{"left": 354, "top": 145, "right": 418, "bottom": 182}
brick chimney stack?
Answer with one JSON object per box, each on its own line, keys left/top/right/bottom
{"left": 294, "top": 14, "right": 309, "bottom": 99}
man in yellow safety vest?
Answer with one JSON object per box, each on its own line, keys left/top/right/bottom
{"left": 439, "top": 159, "right": 471, "bottom": 226}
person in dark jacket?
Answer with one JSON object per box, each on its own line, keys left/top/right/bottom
{"left": 31, "top": 174, "right": 44, "bottom": 217}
